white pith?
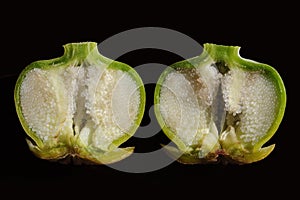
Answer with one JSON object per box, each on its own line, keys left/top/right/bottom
{"left": 20, "top": 65, "right": 141, "bottom": 151}
{"left": 159, "top": 64, "right": 278, "bottom": 148}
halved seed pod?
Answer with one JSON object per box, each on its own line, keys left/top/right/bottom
{"left": 14, "top": 42, "right": 145, "bottom": 164}
{"left": 154, "top": 43, "right": 286, "bottom": 164}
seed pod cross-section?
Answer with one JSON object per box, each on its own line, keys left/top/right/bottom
{"left": 14, "top": 42, "right": 145, "bottom": 164}
{"left": 154, "top": 43, "right": 286, "bottom": 164}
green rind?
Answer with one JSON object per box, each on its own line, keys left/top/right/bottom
{"left": 74, "top": 135, "right": 134, "bottom": 164}
{"left": 229, "top": 144, "right": 275, "bottom": 164}
{"left": 26, "top": 139, "right": 69, "bottom": 160}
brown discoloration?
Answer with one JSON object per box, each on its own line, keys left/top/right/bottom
{"left": 175, "top": 67, "right": 211, "bottom": 108}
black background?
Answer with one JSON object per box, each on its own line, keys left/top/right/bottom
{"left": 1, "top": 2, "right": 296, "bottom": 199}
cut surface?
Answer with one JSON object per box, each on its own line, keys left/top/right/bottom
{"left": 158, "top": 63, "right": 279, "bottom": 151}
{"left": 159, "top": 65, "right": 220, "bottom": 148}
{"left": 20, "top": 64, "right": 141, "bottom": 152}
{"left": 222, "top": 68, "right": 278, "bottom": 145}
{"left": 160, "top": 71, "right": 201, "bottom": 146}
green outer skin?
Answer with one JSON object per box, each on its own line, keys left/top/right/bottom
{"left": 154, "top": 43, "right": 286, "bottom": 164}
{"left": 14, "top": 42, "right": 146, "bottom": 164}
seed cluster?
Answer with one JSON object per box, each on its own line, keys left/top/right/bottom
{"left": 239, "top": 72, "right": 278, "bottom": 144}
{"left": 21, "top": 68, "right": 60, "bottom": 142}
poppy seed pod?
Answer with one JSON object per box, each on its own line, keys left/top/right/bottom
{"left": 154, "top": 43, "right": 286, "bottom": 164}
{"left": 14, "top": 42, "right": 145, "bottom": 164}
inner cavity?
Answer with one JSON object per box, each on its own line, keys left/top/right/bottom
{"left": 159, "top": 63, "right": 278, "bottom": 147}
{"left": 20, "top": 64, "right": 141, "bottom": 151}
